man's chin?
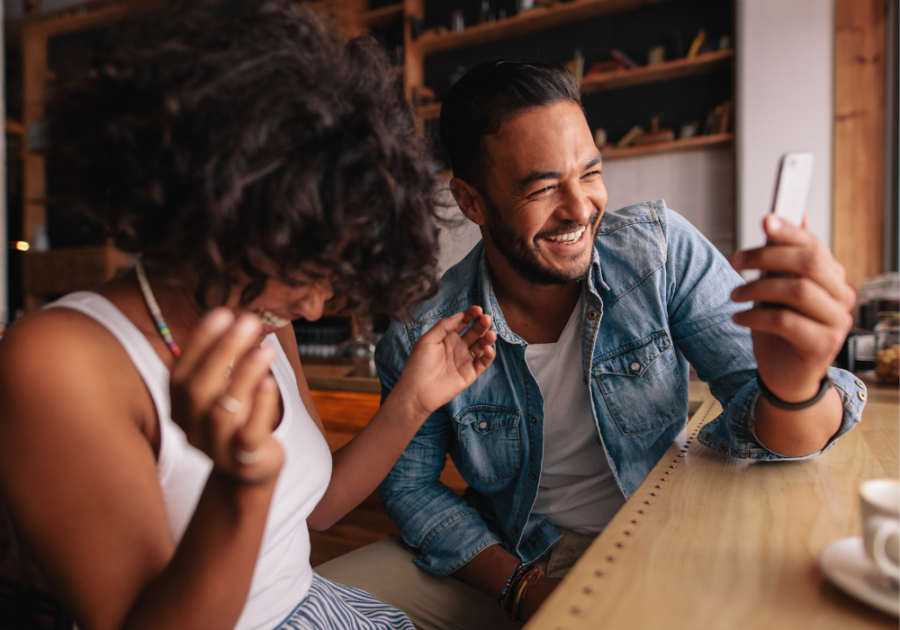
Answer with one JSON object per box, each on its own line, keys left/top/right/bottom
{"left": 509, "top": 255, "right": 591, "bottom": 286}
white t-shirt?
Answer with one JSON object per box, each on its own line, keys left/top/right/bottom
{"left": 525, "top": 296, "right": 625, "bottom": 534}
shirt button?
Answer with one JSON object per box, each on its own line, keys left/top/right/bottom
{"left": 630, "top": 362, "right": 641, "bottom": 372}
{"left": 705, "top": 433, "right": 712, "bottom": 441}
{"left": 531, "top": 473, "right": 537, "bottom": 480}
{"left": 720, "top": 443, "right": 729, "bottom": 452}
{"left": 587, "top": 310, "right": 599, "bottom": 320}
{"left": 531, "top": 540, "right": 539, "bottom": 547}
{"left": 514, "top": 526, "right": 519, "bottom": 533}
{"left": 478, "top": 421, "right": 488, "bottom": 429}
{"left": 855, "top": 379, "right": 865, "bottom": 388}
{"left": 858, "top": 391, "right": 867, "bottom": 401}
{"left": 531, "top": 417, "right": 537, "bottom": 424}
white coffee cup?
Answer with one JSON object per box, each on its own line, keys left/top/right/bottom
{"left": 860, "top": 478, "right": 900, "bottom": 582}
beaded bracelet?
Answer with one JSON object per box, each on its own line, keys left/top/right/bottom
{"left": 499, "top": 562, "right": 529, "bottom": 613}
{"left": 510, "top": 566, "right": 544, "bottom": 621}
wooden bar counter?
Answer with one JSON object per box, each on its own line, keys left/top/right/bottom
{"left": 527, "top": 382, "right": 899, "bottom": 630}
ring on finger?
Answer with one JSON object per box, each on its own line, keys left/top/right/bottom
{"left": 233, "top": 445, "right": 265, "bottom": 465}
{"left": 216, "top": 393, "right": 242, "bottom": 414}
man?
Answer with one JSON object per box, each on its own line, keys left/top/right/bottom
{"left": 317, "top": 59, "right": 865, "bottom": 628}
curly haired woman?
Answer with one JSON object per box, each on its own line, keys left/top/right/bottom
{"left": 0, "top": 3, "right": 495, "bottom": 629}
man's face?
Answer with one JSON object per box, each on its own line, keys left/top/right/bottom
{"left": 477, "top": 100, "right": 608, "bottom": 285}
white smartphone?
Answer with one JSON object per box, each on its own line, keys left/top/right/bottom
{"left": 770, "top": 152, "right": 814, "bottom": 227}
{"left": 759, "top": 152, "right": 814, "bottom": 293}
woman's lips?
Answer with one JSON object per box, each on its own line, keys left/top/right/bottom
{"left": 253, "top": 308, "right": 291, "bottom": 330}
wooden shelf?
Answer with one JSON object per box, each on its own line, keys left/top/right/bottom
{"left": 358, "top": 3, "right": 403, "bottom": 29}
{"left": 412, "top": 0, "right": 673, "bottom": 56}
{"left": 602, "top": 133, "right": 733, "bottom": 160}
{"left": 580, "top": 49, "right": 733, "bottom": 94}
{"left": 416, "top": 50, "right": 733, "bottom": 121}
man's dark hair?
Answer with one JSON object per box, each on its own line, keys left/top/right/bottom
{"left": 439, "top": 58, "right": 581, "bottom": 191}
{"left": 49, "top": 1, "right": 442, "bottom": 315}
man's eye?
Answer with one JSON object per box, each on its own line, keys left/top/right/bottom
{"left": 528, "top": 186, "right": 554, "bottom": 199}
{"left": 582, "top": 170, "right": 602, "bottom": 180}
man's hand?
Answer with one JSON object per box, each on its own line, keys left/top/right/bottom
{"left": 729, "top": 214, "right": 855, "bottom": 402}
{"left": 519, "top": 575, "right": 563, "bottom": 622}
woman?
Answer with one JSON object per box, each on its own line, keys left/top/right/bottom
{"left": 0, "top": 4, "right": 496, "bottom": 630}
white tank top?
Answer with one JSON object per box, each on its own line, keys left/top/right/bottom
{"left": 46, "top": 292, "right": 333, "bottom": 630}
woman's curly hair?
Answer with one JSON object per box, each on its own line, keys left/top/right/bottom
{"left": 49, "top": 0, "right": 442, "bottom": 315}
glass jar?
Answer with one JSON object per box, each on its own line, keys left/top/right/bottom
{"left": 874, "top": 312, "right": 900, "bottom": 384}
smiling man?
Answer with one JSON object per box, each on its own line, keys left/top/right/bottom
{"left": 316, "top": 59, "right": 866, "bottom": 629}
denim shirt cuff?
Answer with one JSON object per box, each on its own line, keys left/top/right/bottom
{"left": 409, "top": 507, "right": 504, "bottom": 576}
{"left": 700, "top": 367, "right": 865, "bottom": 460}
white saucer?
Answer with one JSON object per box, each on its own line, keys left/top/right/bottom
{"left": 819, "top": 537, "right": 899, "bottom": 617}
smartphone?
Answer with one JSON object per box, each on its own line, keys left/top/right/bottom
{"left": 770, "top": 152, "right": 814, "bottom": 228}
{"left": 759, "top": 153, "right": 814, "bottom": 298}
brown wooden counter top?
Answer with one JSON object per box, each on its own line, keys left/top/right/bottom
{"left": 527, "top": 382, "right": 899, "bottom": 630}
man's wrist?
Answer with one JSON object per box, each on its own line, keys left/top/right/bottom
{"left": 757, "top": 370, "right": 833, "bottom": 411}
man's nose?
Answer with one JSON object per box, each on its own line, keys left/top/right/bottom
{"left": 559, "top": 182, "right": 594, "bottom": 225}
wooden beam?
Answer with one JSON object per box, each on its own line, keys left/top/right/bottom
{"left": 833, "top": 0, "right": 887, "bottom": 290}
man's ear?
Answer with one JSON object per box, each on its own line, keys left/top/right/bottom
{"left": 449, "top": 177, "right": 487, "bottom": 227}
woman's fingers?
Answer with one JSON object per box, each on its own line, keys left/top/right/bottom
{"left": 460, "top": 313, "right": 493, "bottom": 348}
{"left": 222, "top": 344, "right": 278, "bottom": 420}
{"left": 231, "top": 375, "right": 280, "bottom": 468}
{"left": 171, "top": 308, "right": 234, "bottom": 379}
{"left": 185, "top": 314, "right": 264, "bottom": 415}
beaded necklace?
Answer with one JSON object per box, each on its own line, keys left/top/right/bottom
{"left": 136, "top": 259, "right": 182, "bottom": 357}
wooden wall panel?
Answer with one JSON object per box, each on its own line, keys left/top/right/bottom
{"left": 833, "top": 0, "right": 887, "bottom": 290}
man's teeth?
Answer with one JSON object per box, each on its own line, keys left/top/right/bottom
{"left": 254, "top": 309, "right": 290, "bottom": 329}
{"left": 545, "top": 227, "right": 585, "bottom": 244}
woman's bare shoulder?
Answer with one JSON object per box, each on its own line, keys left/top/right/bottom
{"left": 0, "top": 306, "right": 127, "bottom": 377}
{"left": 0, "top": 306, "right": 149, "bottom": 431}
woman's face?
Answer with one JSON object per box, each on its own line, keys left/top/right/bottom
{"left": 227, "top": 265, "right": 335, "bottom": 337}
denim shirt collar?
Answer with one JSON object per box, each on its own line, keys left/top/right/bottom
{"left": 476, "top": 241, "right": 610, "bottom": 347}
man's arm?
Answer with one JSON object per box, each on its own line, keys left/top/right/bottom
{"left": 661, "top": 208, "right": 863, "bottom": 458}
{"left": 729, "top": 214, "right": 856, "bottom": 456}
{"left": 375, "top": 321, "right": 505, "bottom": 575}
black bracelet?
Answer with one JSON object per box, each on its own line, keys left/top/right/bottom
{"left": 757, "top": 370, "right": 833, "bottom": 411}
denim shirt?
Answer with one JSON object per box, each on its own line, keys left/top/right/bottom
{"left": 375, "top": 201, "right": 866, "bottom": 577}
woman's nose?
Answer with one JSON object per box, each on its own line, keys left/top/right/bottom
{"left": 291, "top": 281, "right": 334, "bottom": 322}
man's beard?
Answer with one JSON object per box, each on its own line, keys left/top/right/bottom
{"left": 482, "top": 195, "right": 600, "bottom": 286}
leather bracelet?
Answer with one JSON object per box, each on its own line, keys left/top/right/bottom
{"left": 757, "top": 370, "right": 833, "bottom": 411}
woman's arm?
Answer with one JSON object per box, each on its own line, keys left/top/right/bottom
{"left": 0, "top": 309, "right": 281, "bottom": 630}
{"left": 277, "top": 307, "right": 496, "bottom": 530}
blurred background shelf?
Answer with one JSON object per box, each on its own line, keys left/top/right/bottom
{"left": 358, "top": 2, "right": 404, "bottom": 29}
{"left": 580, "top": 49, "right": 733, "bottom": 94}
{"left": 413, "top": 0, "right": 674, "bottom": 56}
{"left": 602, "top": 132, "right": 733, "bottom": 160}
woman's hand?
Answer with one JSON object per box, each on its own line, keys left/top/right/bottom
{"left": 393, "top": 306, "right": 497, "bottom": 419}
{"left": 170, "top": 309, "right": 284, "bottom": 483}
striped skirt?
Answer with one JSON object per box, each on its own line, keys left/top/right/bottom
{"left": 275, "top": 573, "right": 415, "bottom": 630}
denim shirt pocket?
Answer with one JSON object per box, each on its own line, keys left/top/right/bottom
{"left": 454, "top": 405, "right": 522, "bottom": 483}
{"left": 592, "top": 330, "right": 683, "bottom": 435}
